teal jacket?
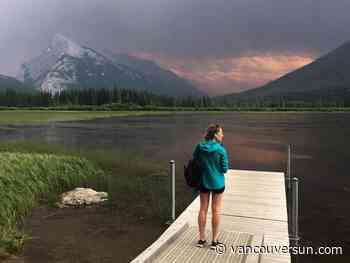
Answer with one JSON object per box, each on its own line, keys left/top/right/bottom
{"left": 192, "top": 139, "right": 229, "bottom": 191}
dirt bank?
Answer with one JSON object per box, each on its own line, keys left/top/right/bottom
{"left": 4, "top": 204, "right": 168, "bottom": 263}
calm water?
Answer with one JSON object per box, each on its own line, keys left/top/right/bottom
{"left": 1, "top": 112, "right": 349, "bottom": 262}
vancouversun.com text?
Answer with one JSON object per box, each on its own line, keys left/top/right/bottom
{"left": 214, "top": 244, "right": 343, "bottom": 256}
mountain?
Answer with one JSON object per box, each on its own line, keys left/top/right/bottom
{"left": 0, "top": 74, "right": 31, "bottom": 92}
{"left": 220, "top": 40, "right": 350, "bottom": 102}
{"left": 18, "top": 34, "right": 204, "bottom": 97}
{"left": 108, "top": 53, "right": 205, "bottom": 97}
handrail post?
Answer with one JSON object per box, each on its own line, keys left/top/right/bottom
{"left": 166, "top": 160, "right": 176, "bottom": 224}
{"left": 171, "top": 160, "right": 176, "bottom": 221}
{"left": 290, "top": 177, "right": 300, "bottom": 246}
{"left": 287, "top": 144, "right": 291, "bottom": 190}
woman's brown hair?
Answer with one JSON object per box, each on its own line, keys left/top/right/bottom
{"left": 204, "top": 124, "right": 222, "bottom": 141}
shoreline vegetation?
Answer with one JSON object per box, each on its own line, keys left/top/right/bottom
{"left": 0, "top": 110, "right": 172, "bottom": 124}
{"left": 0, "top": 140, "right": 169, "bottom": 258}
{"left": 0, "top": 103, "right": 350, "bottom": 111}
{"left": 0, "top": 107, "right": 349, "bottom": 125}
{"left": 0, "top": 87, "right": 349, "bottom": 116}
{"left": 2, "top": 105, "right": 350, "bottom": 112}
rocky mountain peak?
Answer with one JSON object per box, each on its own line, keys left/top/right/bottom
{"left": 49, "top": 34, "right": 85, "bottom": 58}
{"left": 17, "top": 34, "right": 204, "bottom": 97}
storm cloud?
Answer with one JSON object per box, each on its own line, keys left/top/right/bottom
{"left": 1, "top": 0, "right": 349, "bottom": 94}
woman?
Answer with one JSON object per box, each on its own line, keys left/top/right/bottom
{"left": 192, "top": 124, "right": 229, "bottom": 249}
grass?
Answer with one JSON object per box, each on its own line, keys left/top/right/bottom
{"left": 0, "top": 140, "right": 169, "bottom": 256}
{"left": 0, "top": 152, "right": 106, "bottom": 254}
{"left": 0, "top": 110, "right": 171, "bottom": 124}
{"left": 1, "top": 108, "right": 350, "bottom": 125}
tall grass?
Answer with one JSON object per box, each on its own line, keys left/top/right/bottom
{"left": 0, "top": 140, "right": 169, "bottom": 256}
{"left": 0, "top": 152, "right": 106, "bottom": 254}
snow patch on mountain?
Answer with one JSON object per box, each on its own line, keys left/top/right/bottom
{"left": 18, "top": 34, "right": 103, "bottom": 85}
{"left": 40, "top": 56, "right": 78, "bottom": 94}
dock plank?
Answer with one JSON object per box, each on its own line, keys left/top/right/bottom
{"left": 131, "top": 169, "right": 291, "bottom": 263}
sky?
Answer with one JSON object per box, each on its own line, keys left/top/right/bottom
{"left": 0, "top": 0, "right": 349, "bottom": 95}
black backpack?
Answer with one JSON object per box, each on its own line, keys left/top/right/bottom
{"left": 184, "top": 158, "right": 202, "bottom": 188}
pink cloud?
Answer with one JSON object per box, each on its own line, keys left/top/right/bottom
{"left": 130, "top": 52, "right": 315, "bottom": 95}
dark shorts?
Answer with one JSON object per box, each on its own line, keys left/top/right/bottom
{"left": 197, "top": 182, "right": 225, "bottom": 194}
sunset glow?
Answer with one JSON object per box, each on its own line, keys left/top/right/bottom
{"left": 132, "top": 52, "right": 315, "bottom": 95}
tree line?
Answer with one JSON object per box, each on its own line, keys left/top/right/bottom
{"left": 0, "top": 87, "right": 213, "bottom": 108}
{"left": 0, "top": 87, "right": 349, "bottom": 109}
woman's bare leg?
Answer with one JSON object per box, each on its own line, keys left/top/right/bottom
{"left": 211, "top": 192, "right": 223, "bottom": 241}
{"left": 198, "top": 192, "right": 210, "bottom": 240}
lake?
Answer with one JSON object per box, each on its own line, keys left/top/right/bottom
{"left": 1, "top": 112, "right": 349, "bottom": 262}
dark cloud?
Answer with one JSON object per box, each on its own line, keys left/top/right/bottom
{"left": 1, "top": 0, "right": 349, "bottom": 77}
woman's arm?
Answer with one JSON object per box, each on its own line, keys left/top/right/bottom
{"left": 220, "top": 147, "right": 229, "bottom": 174}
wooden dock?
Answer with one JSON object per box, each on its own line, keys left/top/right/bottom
{"left": 131, "top": 169, "right": 291, "bottom": 263}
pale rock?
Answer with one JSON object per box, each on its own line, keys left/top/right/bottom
{"left": 58, "top": 187, "right": 108, "bottom": 207}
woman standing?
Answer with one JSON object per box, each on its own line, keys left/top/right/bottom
{"left": 192, "top": 124, "right": 229, "bottom": 249}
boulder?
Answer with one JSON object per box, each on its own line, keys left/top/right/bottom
{"left": 58, "top": 187, "right": 108, "bottom": 207}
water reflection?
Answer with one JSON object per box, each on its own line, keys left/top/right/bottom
{"left": 0, "top": 112, "right": 350, "bottom": 260}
